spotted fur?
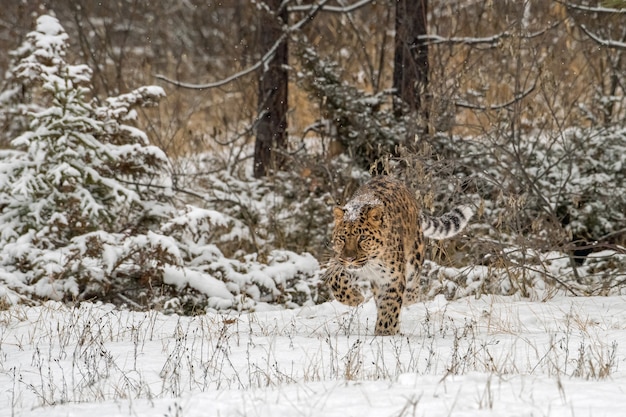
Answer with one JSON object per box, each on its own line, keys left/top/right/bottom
{"left": 324, "top": 176, "right": 473, "bottom": 336}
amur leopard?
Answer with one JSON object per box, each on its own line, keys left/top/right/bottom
{"left": 324, "top": 176, "right": 473, "bottom": 336}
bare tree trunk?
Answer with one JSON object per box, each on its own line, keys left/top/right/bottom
{"left": 254, "top": 0, "right": 288, "bottom": 178}
{"left": 393, "top": 0, "right": 428, "bottom": 117}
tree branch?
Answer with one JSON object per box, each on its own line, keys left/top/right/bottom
{"left": 154, "top": 0, "right": 331, "bottom": 90}
{"left": 578, "top": 24, "right": 626, "bottom": 50}
{"left": 454, "top": 80, "right": 537, "bottom": 111}
{"left": 420, "top": 32, "right": 511, "bottom": 47}
{"left": 558, "top": 1, "right": 626, "bottom": 50}
{"left": 419, "top": 22, "right": 561, "bottom": 48}
{"left": 556, "top": 0, "right": 626, "bottom": 14}
{"left": 288, "top": 0, "right": 374, "bottom": 13}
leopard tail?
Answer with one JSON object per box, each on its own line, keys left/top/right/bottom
{"left": 420, "top": 206, "right": 473, "bottom": 239}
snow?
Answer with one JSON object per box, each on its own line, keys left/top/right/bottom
{"left": 2, "top": 295, "right": 626, "bottom": 417}
{"left": 163, "top": 265, "right": 233, "bottom": 301}
{"left": 1, "top": 10, "right": 625, "bottom": 417}
{"left": 343, "top": 194, "right": 382, "bottom": 221}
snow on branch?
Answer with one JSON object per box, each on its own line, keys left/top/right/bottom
{"left": 419, "top": 22, "right": 561, "bottom": 48}
{"left": 556, "top": 0, "right": 626, "bottom": 14}
{"left": 420, "top": 32, "right": 510, "bottom": 47}
{"left": 154, "top": 0, "right": 331, "bottom": 90}
{"left": 455, "top": 80, "right": 537, "bottom": 111}
{"left": 578, "top": 24, "right": 626, "bottom": 50}
{"left": 288, "top": 0, "right": 374, "bottom": 13}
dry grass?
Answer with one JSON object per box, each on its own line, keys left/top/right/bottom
{"left": 2, "top": 296, "right": 622, "bottom": 413}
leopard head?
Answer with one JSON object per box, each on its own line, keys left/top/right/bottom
{"left": 331, "top": 204, "right": 385, "bottom": 270}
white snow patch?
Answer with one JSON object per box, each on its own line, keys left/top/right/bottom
{"left": 2, "top": 295, "right": 626, "bottom": 416}
{"left": 343, "top": 193, "right": 381, "bottom": 221}
{"left": 163, "top": 265, "right": 233, "bottom": 301}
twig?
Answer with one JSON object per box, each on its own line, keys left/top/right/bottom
{"left": 113, "top": 176, "right": 211, "bottom": 203}
{"left": 556, "top": 0, "right": 626, "bottom": 14}
{"left": 578, "top": 24, "right": 626, "bottom": 50}
{"left": 454, "top": 80, "right": 536, "bottom": 111}
{"left": 116, "top": 293, "right": 145, "bottom": 310}
{"left": 288, "top": 0, "right": 374, "bottom": 13}
{"left": 419, "top": 22, "right": 561, "bottom": 47}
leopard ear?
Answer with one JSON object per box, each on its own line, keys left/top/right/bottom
{"left": 366, "top": 206, "right": 383, "bottom": 227}
{"left": 333, "top": 207, "right": 345, "bottom": 223}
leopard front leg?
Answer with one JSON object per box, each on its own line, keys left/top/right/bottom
{"left": 372, "top": 273, "right": 405, "bottom": 336}
{"left": 323, "top": 262, "right": 365, "bottom": 306}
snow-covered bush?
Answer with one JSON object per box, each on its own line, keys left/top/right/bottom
{"left": 192, "top": 170, "right": 329, "bottom": 255}
{"left": 430, "top": 127, "right": 626, "bottom": 246}
{"left": 412, "top": 126, "right": 626, "bottom": 298}
{"left": 0, "top": 15, "right": 173, "bottom": 301}
{"left": 0, "top": 15, "right": 324, "bottom": 312}
{"left": 156, "top": 205, "right": 325, "bottom": 312}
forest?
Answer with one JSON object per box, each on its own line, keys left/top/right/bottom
{"left": 0, "top": 0, "right": 624, "bottom": 311}
{"left": 2, "top": 2, "right": 626, "bottom": 417}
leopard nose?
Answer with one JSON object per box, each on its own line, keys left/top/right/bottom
{"left": 341, "top": 254, "right": 356, "bottom": 263}
{"left": 343, "top": 247, "right": 357, "bottom": 259}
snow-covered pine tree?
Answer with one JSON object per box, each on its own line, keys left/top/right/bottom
{"left": 0, "top": 15, "right": 178, "bottom": 301}
{"left": 0, "top": 14, "right": 324, "bottom": 311}
{"left": 0, "top": 14, "right": 69, "bottom": 146}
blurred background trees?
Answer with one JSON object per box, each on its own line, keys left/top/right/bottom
{"left": 2, "top": 1, "right": 622, "bottom": 138}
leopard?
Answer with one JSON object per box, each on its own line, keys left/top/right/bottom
{"left": 324, "top": 175, "right": 473, "bottom": 336}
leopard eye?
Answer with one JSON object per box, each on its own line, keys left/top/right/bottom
{"left": 358, "top": 235, "right": 368, "bottom": 243}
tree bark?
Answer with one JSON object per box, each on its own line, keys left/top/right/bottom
{"left": 393, "top": 0, "right": 428, "bottom": 116}
{"left": 254, "top": 0, "right": 288, "bottom": 178}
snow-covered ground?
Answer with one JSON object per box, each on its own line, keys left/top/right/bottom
{"left": 2, "top": 295, "right": 625, "bottom": 417}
